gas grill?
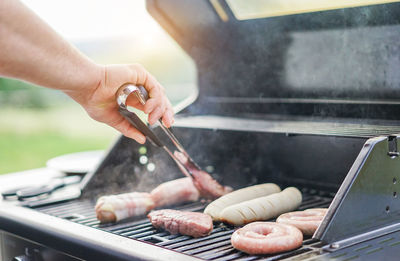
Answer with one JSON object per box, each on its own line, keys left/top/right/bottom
{"left": 1, "top": 0, "right": 400, "bottom": 260}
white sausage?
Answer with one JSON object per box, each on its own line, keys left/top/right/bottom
{"left": 204, "top": 183, "right": 281, "bottom": 221}
{"left": 220, "top": 187, "right": 302, "bottom": 226}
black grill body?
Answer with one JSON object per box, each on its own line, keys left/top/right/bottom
{"left": 2, "top": 1, "right": 400, "bottom": 260}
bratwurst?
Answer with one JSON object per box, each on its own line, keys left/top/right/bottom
{"left": 231, "top": 222, "right": 303, "bottom": 255}
{"left": 174, "top": 151, "right": 232, "bottom": 199}
{"left": 150, "top": 177, "right": 200, "bottom": 208}
{"left": 95, "top": 192, "right": 155, "bottom": 223}
{"left": 220, "top": 187, "right": 302, "bottom": 226}
{"left": 204, "top": 183, "right": 281, "bottom": 221}
{"left": 276, "top": 208, "right": 328, "bottom": 236}
{"left": 96, "top": 177, "right": 201, "bottom": 223}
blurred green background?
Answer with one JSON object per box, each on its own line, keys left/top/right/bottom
{"left": 0, "top": 0, "right": 196, "bottom": 174}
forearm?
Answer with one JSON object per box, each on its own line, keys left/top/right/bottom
{"left": 0, "top": 0, "right": 103, "bottom": 99}
{"left": 0, "top": 0, "right": 174, "bottom": 142}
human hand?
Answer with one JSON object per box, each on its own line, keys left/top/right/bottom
{"left": 67, "top": 64, "right": 174, "bottom": 144}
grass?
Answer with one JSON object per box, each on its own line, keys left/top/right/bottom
{"left": 0, "top": 130, "right": 112, "bottom": 174}
{"left": 0, "top": 81, "right": 195, "bottom": 174}
{"left": 0, "top": 105, "right": 117, "bottom": 174}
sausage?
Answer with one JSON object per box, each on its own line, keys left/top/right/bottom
{"left": 231, "top": 222, "right": 303, "bottom": 255}
{"left": 276, "top": 208, "right": 328, "bottom": 236}
{"left": 150, "top": 177, "right": 200, "bottom": 208}
{"left": 220, "top": 187, "right": 302, "bottom": 226}
{"left": 174, "top": 151, "right": 232, "bottom": 199}
{"left": 204, "top": 183, "right": 281, "bottom": 221}
{"left": 95, "top": 192, "right": 155, "bottom": 223}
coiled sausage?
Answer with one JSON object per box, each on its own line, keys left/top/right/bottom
{"left": 231, "top": 222, "right": 303, "bottom": 254}
{"left": 276, "top": 208, "right": 327, "bottom": 235}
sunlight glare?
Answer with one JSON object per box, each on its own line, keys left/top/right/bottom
{"left": 21, "top": 0, "right": 164, "bottom": 41}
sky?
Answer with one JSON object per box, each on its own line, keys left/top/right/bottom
{"left": 21, "top": 0, "right": 164, "bottom": 41}
{"left": 19, "top": 0, "right": 196, "bottom": 93}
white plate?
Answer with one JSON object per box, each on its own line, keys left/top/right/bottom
{"left": 46, "top": 150, "right": 105, "bottom": 174}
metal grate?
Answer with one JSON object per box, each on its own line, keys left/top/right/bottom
{"left": 33, "top": 188, "right": 333, "bottom": 261}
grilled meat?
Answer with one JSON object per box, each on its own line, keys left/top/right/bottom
{"left": 277, "top": 208, "right": 328, "bottom": 236}
{"left": 96, "top": 177, "right": 202, "bottom": 223}
{"left": 95, "top": 192, "right": 155, "bottom": 223}
{"left": 174, "top": 151, "right": 232, "bottom": 199}
{"left": 220, "top": 187, "right": 302, "bottom": 225}
{"left": 148, "top": 209, "right": 213, "bottom": 237}
{"left": 204, "top": 183, "right": 281, "bottom": 221}
{"left": 150, "top": 177, "right": 200, "bottom": 208}
{"left": 231, "top": 222, "right": 303, "bottom": 255}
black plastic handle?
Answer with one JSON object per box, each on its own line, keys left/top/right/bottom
{"left": 16, "top": 176, "right": 81, "bottom": 199}
{"left": 1, "top": 186, "right": 30, "bottom": 198}
{"left": 16, "top": 179, "right": 64, "bottom": 199}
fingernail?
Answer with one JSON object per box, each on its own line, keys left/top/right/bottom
{"left": 138, "top": 136, "right": 146, "bottom": 144}
{"left": 163, "top": 119, "right": 170, "bottom": 128}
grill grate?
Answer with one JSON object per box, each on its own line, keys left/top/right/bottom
{"left": 33, "top": 188, "right": 332, "bottom": 260}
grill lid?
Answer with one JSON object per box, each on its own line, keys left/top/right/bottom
{"left": 147, "top": 0, "right": 400, "bottom": 120}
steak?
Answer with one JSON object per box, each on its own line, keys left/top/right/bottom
{"left": 148, "top": 209, "right": 213, "bottom": 237}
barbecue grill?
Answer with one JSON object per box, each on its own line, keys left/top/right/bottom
{"left": 2, "top": 0, "right": 400, "bottom": 260}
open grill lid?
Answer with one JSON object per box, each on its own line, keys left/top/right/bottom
{"left": 147, "top": 0, "right": 400, "bottom": 120}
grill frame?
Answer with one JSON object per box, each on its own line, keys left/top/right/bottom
{"left": 0, "top": 204, "right": 197, "bottom": 261}
{"left": 29, "top": 188, "right": 332, "bottom": 261}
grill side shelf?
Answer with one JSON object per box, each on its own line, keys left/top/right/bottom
{"left": 315, "top": 135, "right": 400, "bottom": 246}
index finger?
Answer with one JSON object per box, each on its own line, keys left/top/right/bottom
{"left": 129, "top": 65, "right": 163, "bottom": 112}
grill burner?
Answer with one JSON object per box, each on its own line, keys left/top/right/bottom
{"left": 33, "top": 188, "right": 332, "bottom": 260}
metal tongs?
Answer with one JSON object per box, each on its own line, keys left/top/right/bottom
{"left": 116, "top": 83, "right": 201, "bottom": 178}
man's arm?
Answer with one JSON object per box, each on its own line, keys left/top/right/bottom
{"left": 0, "top": 0, "right": 101, "bottom": 93}
{"left": 0, "top": 0, "right": 174, "bottom": 143}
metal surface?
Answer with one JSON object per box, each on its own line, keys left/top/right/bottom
{"left": 225, "top": 0, "right": 400, "bottom": 20}
{"left": 117, "top": 84, "right": 199, "bottom": 164}
{"left": 147, "top": 0, "right": 400, "bottom": 120}
{"left": 322, "top": 222, "right": 400, "bottom": 252}
{"left": 80, "top": 128, "right": 365, "bottom": 199}
{"left": 315, "top": 135, "right": 400, "bottom": 244}
{"left": 116, "top": 83, "right": 203, "bottom": 178}
{"left": 320, "top": 230, "right": 400, "bottom": 261}
{"left": 28, "top": 189, "right": 332, "bottom": 261}
{"left": 1, "top": 230, "right": 82, "bottom": 261}
{"left": 117, "top": 84, "right": 164, "bottom": 147}
{"left": 173, "top": 115, "right": 400, "bottom": 138}
{"left": 0, "top": 203, "right": 197, "bottom": 261}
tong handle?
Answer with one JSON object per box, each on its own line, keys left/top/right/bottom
{"left": 117, "top": 84, "right": 163, "bottom": 147}
{"left": 116, "top": 83, "right": 201, "bottom": 173}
